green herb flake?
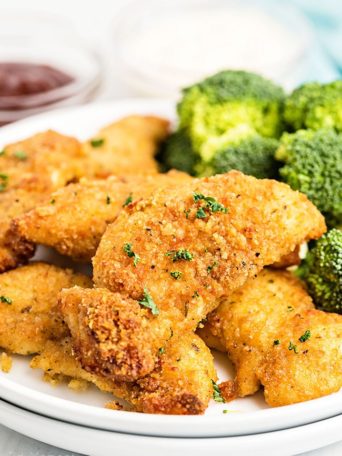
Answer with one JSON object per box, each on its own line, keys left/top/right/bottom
{"left": 0, "top": 173, "right": 8, "bottom": 192}
{"left": 223, "top": 409, "right": 231, "bottom": 414}
{"left": 288, "top": 342, "right": 298, "bottom": 354}
{"left": 184, "top": 209, "right": 190, "bottom": 219}
{"left": 50, "top": 199, "right": 56, "bottom": 205}
{"left": 158, "top": 347, "right": 165, "bottom": 355}
{"left": 207, "top": 261, "right": 218, "bottom": 274}
{"left": 170, "top": 271, "right": 182, "bottom": 280}
{"left": 193, "top": 192, "right": 228, "bottom": 215}
{"left": 299, "top": 330, "right": 311, "bottom": 343}
{"left": 139, "top": 288, "right": 159, "bottom": 315}
{"left": 90, "top": 138, "right": 105, "bottom": 148}
{"left": 287, "top": 306, "right": 294, "bottom": 312}
{"left": 0, "top": 295, "right": 12, "bottom": 305}
{"left": 196, "top": 207, "right": 207, "bottom": 219}
{"left": 166, "top": 249, "right": 193, "bottom": 262}
{"left": 123, "top": 194, "right": 133, "bottom": 207}
{"left": 192, "top": 291, "right": 200, "bottom": 298}
{"left": 13, "top": 150, "right": 27, "bottom": 160}
{"left": 123, "top": 243, "right": 140, "bottom": 267}
{"left": 0, "top": 149, "right": 5, "bottom": 156}
{"left": 106, "top": 195, "right": 111, "bottom": 205}
{"left": 273, "top": 339, "right": 280, "bottom": 346}
{"left": 212, "top": 380, "right": 225, "bottom": 403}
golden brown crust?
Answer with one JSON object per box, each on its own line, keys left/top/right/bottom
{"left": 59, "top": 287, "right": 171, "bottom": 381}
{"left": 83, "top": 115, "right": 170, "bottom": 177}
{"left": 0, "top": 130, "right": 85, "bottom": 192}
{"left": 31, "top": 332, "right": 216, "bottom": 415}
{"left": 13, "top": 171, "right": 191, "bottom": 261}
{"left": 0, "top": 262, "right": 91, "bottom": 355}
{"left": 91, "top": 171, "right": 325, "bottom": 380}
{"left": 201, "top": 269, "right": 342, "bottom": 406}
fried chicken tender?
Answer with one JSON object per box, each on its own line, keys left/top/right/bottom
{"left": 0, "top": 263, "right": 91, "bottom": 355}
{"left": 31, "top": 330, "right": 216, "bottom": 415}
{"left": 12, "top": 171, "right": 191, "bottom": 261}
{"left": 0, "top": 130, "right": 85, "bottom": 191}
{"left": 75, "top": 171, "right": 326, "bottom": 382}
{"left": 0, "top": 189, "right": 45, "bottom": 272}
{"left": 199, "top": 269, "right": 342, "bottom": 406}
{"left": 83, "top": 116, "right": 170, "bottom": 177}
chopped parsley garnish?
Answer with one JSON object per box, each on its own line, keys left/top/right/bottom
{"left": 0, "top": 149, "right": 5, "bottom": 156}
{"left": 196, "top": 207, "right": 207, "bottom": 219}
{"left": 287, "top": 306, "right": 294, "bottom": 312}
{"left": 50, "top": 199, "right": 56, "bottom": 204}
{"left": 123, "top": 194, "right": 133, "bottom": 207}
{"left": 193, "top": 193, "right": 228, "bottom": 217}
{"left": 0, "top": 173, "right": 8, "bottom": 192}
{"left": 139, "top": 288, "right": 159, "bottom": 315}
{"left": 123, "top": 243, "right": 140, "bottom": 267}
{"left": 106, "top": 195, "right": 111, "bottom": 205}
{"left": 288, "top": 342, "right": 298, "bottom": 354}
{"left": 212, "top": 380, "right": 225, "bottom": 403}
{"left": 223, "top": 409, "right": 231, "bottom": 414}
{"left": 299, "top": 330, "right": 311, "bottom": 343}
{"left": 184, "top": 209, "right": 190, "bottom": 219}
{"left": 273, "top": 339, "right": 280, "bottom": 346}
{"left": 170, "top": 271, "right": 182, "bottom": 280}
{"left": 192, "top": 291, "right": 200, "bottom": 298}
{"left": 90, "top": 138, "right": 105, "bottom": 148}
{"left": 207, "top": 261, "right": 218, "bottom": 274}
{"left": 158, "top": 347, "right": 165, "bottom": 355}
{"left": 0, "top": 295, "right": 12, "bottom": 305}
{"left": 166, "top": 249, "right": 193, "bottom": 262}
{"left": 13, "top": 150, "right": 27, "bottom": 160}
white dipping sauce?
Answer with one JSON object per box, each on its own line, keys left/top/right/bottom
{"left": 119, "top": 6, "right": 306, "bottom": 92}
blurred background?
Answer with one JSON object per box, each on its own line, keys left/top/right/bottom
{"left": 0, "top": 0, "right": 341, "bottom": 123}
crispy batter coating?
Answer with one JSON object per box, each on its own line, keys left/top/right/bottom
{"left": 12, "top": 171, "right": 191, "bottom": 261}
{"left": 90, "top": 171, "right": 326, "bottom": 380}
{"left": 31, "top": 331, "right": 216, "bottom": 415}
{"left": 199, "top": 269, "right": 342, "bottom": 406}
{"left": 83, "top": 116, "right": 170, "bottom": 177}
{"left": 0, "top": 263, "right": 91, "bottom": 355}
{"left": 0, "top": 189, "right": 45, "bottom": 272}
{"left": 0, "top": 130, "right": 85, "bottom": 191}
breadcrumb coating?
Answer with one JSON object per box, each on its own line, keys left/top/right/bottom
{"left": 199, "top": 269, "right": 342, "bottom": 406}
{"left": 0, "top": 262, "right": 91, "bottom": 355}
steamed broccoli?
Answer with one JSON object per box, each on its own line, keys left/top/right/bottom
{"left": 284, "top": 80, "right": 342, "bottom": 132}
{"left": 198, "top": 136, "right": 280, "bottom": 179}
{"left": 276, "top": 129, "right": 342, "bottom": 228}
{"left": 156, "top": 129, "right": 198, "bottom": 175}
{"left": 178, "top": 70, "right": 285, "bottom": 161}
{"left": 297, "top": 229, "right": 342, "bottom": 314}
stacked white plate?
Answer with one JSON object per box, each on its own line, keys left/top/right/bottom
{"left": 0, "top": 101, "right": 341, "bottom": 456}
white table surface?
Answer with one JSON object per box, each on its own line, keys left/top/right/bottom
{"left": 0, "top": 0, "right": 340, "bottom": 454}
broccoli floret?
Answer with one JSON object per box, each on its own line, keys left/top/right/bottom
{"left": 198, "top": 136, "right": 280, "bottom": 179}
{"left": 297, "top": 229, "right": 342, "bottom": 314}
{"left": 276, "top": 129, "right": 342, "bottom": 228}
{"left": 156, "top": 129, "right": 198, "bottom": 175}
{"left": 284, "top": 80, "right": 342, "bottom": 132}
{"left": 178, "top": 70, "right": 285, "bottom": 161}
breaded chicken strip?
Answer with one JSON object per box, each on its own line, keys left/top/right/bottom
{"left": 12, "top": 171, "right": 191, "bottom": 261}
{"left": 0, "top": 263, "right": 91, "bottom": 355}
{"left": 83, "top": 116, "right": 170, "bottom": 177}
{"left": 67, "top": 171, "right": 326, "bottom": 382}
{"left": 199, "top": 269, "right": 342, "bottom": 406}
{"left": 0, "top": 130, "right": 85, "bottom": 191}
{"left": 31, "top": 330, "right": 216, "bottom": 415}
{"left": 0, "top": 189, "right": 44, "bottom": 271}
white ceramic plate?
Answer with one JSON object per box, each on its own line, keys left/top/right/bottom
{"left": 0, "top": 100, "right": 341, "bottom": 438}
{"left": 1, "top": 399, "right": 341, "bottom": 456}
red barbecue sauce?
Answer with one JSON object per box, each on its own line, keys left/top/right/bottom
{"left": 0, "top": 62, "right": 73, "bottom": 111}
